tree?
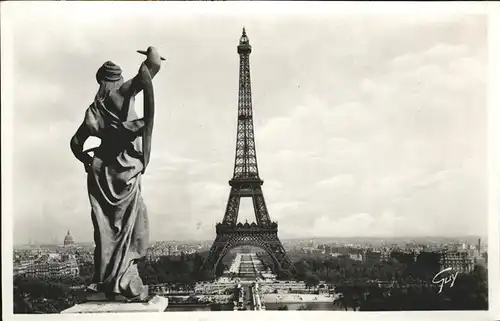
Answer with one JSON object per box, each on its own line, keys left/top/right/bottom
{"left": 305, "top": 273, "right": 320, "bottom": 288}
{"left": 215, "top": 263, "right": 227, "bottom": 277}
{"left": 278, "top": 269, "right": 293, "bottom": 280}
{"left": 13, "top": 276, "right": 86, "bottom": 314}
{"left": 210, "top": 303, "right": 223, "bottom": 311}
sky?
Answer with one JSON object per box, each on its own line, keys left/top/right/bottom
{"left": 5, "top": 5, "right": 488, "bottom": 244}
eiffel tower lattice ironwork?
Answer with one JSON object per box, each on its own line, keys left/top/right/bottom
{"left": 203, "top": 28, "right": 295, "bottom": 277}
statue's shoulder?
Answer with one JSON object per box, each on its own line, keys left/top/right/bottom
{"left": 85, "top": 101, "right": 99, "bottom": 116}
{"left": 83, "top": 101, "right": 105, "bottom": 136}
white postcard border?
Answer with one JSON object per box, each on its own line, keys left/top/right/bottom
{"left": 1, "top": 1, "right": 498, "bottom": 321}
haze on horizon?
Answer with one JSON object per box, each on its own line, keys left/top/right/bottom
{"left": 6, "top": 6, "right": 487, "bottom": 245}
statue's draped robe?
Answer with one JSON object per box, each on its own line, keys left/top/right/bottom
{"left": 83, "top": 74, "right": 152, "bottom": 298}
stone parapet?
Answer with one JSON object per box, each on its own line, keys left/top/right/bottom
{"left": 60, "top": 295, "right": 168, "bottom": 314}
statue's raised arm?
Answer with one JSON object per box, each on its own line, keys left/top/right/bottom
{"left": 119, "top": 46, "right": 164, "bottom": 98}
{"left": 121, "top": 46, "right": 164, "bottom": 172}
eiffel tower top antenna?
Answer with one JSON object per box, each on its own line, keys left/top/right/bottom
{"left": 238, "top": 27, "right": 251, "bottom": 53}
{"left": 231, "top": 27, "right": 263, "bottom": 188}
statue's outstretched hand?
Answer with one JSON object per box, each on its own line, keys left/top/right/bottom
{"left": 138, "top": 46, "right": 162, "bottom": 79}
{"left": 145, "top": 46, "right": 162, "bottom": 72}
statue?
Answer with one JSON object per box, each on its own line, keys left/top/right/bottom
{"left": 70, "top": 47, "right": 164, "bottom": 302}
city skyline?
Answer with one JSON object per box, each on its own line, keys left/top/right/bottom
{"left": 16, "top": 233, "right": 488, "bottom": 247}
{"left": 7, "top": 7, "right": 487, "bottom": 244}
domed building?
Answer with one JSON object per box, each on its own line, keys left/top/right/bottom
{"left": 63, "top": 230, "right": 75, "bottom": 247}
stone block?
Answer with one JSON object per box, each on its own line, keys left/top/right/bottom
{"left": 60, "top": 295, "right": 168, "bottom": 314}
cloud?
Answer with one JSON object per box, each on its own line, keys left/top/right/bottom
{"left": 391, "top": 43, "right": 469, "bottom": 70}
{"left": 316, "top": 174, "right": 356, "bottom": 190}
{"left": 250, "top": 35, "right": 486, "bottom": 239}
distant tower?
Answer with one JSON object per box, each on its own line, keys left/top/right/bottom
{"left": 63, "top": 230, "right": 75, "bottom": 247}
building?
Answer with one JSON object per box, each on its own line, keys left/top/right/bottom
{"left": 362, "top": 250, "right": 382, "bottom": 262}
{"left": 349, "top": 253, "right": 363, "bottom": 261}
{"left": 261, "top": 281, "right": 308, "bottom": 293}
{"left": 194, "top": 281, "right": 236, "bottom": 294}
{"left": 302, "top": 246, "right": 318, "bottom": 254}
{"left": 380, "top": 249, "right": 392, "bottom": 262}
{"left": 63, "top": 230, "right": 75, "bottom": 247}
{"left": 14, "top": 253, "right": 79, "bottom": 277}
{"left": 440, "top": 251, "right": 474, "bottom": 273}
{"left": 475, "top": 256, "right": 487, "bottom": 268}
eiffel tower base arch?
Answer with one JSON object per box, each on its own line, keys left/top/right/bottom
{"left": 203, "top": 223, "right": 295, "bottom": 278}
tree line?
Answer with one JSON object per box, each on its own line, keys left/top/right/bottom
{"left": 258, "top": 250, "right": 444, "bottom": 285}
{"left": 137, "top": 252, "right": 216, "bottom": 286}
{"left": 259, "top": 249, "right": 487, "bottom": 311}
{"left": 336, "top": 265, "right": 488, "bottom": 311}
{"left": 14, "top": 275, "right": 87, "bottom": 314}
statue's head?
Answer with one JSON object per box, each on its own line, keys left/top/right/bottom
{"left": 95, "top": 61, "right": 124, "bottom": 101}
{"left": 96, "top": 61, "right": 123, "bottom": 85}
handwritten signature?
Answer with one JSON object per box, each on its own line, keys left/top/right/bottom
{"left": 432, "top": 267, "right": 458, "bottom": 294}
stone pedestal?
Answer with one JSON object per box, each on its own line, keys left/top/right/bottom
{"left": 60, "top": 295, "right": 168, "bottom": 314}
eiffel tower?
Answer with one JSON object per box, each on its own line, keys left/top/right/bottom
{"left": 203, "top": 28, "right": 294, "bottom": 277}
